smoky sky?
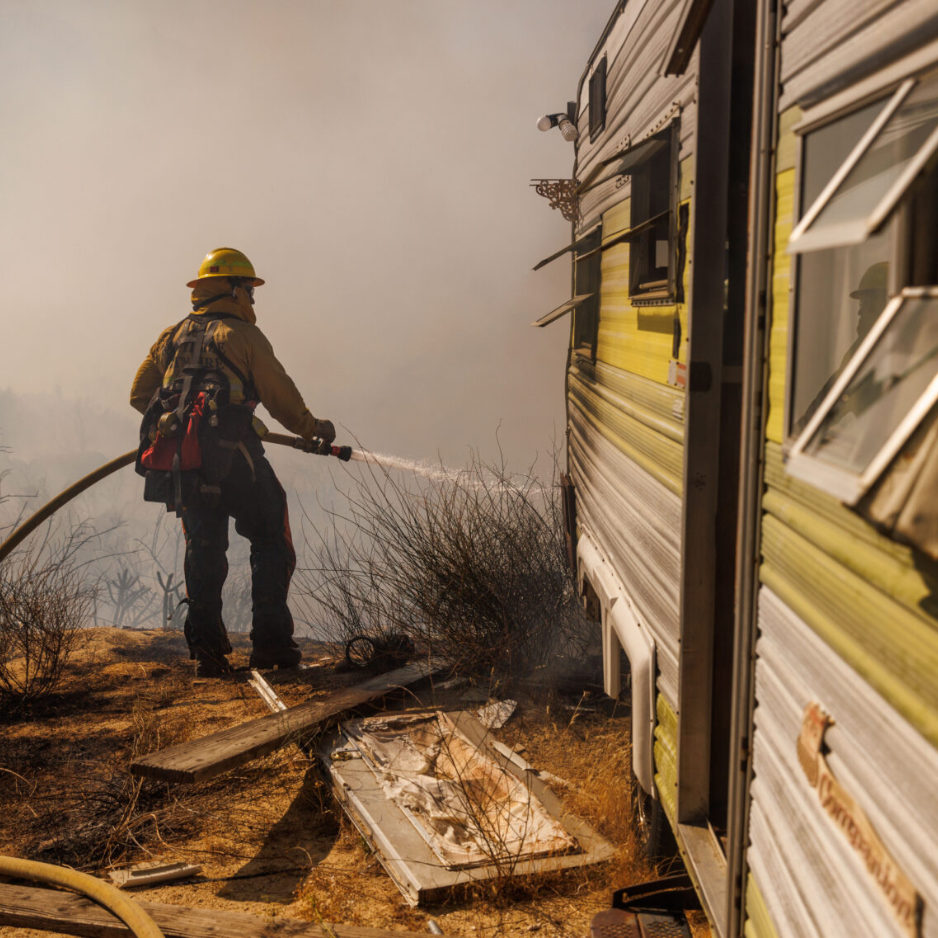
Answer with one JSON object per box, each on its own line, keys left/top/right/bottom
{"left": 0, "top": 0, "right": 614, "bottom": 466}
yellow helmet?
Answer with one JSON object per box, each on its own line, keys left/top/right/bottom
{"left": 850, "top": 262, "right": 888, "bottom": 298}
{"left": 186, "top": 247, "right": 265, "bottom": 288}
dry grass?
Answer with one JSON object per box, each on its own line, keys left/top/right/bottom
{"left": 0, "top": 629, "right": 703, "bottom": 938}
{"left": 293, "top": 689, "right": 661, "bottom": 937}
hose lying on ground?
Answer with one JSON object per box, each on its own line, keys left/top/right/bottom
{"left": 0, "top": 854, "right": 165, "bottom": 938}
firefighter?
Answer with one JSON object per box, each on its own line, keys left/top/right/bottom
{"left": 130, "top": 247, "right": 335, "bottom": 676}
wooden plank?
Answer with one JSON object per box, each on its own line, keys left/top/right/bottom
{"left": 0, "top": 882, "right": 442, "bottom": 938}
{"left": 131, "top": 662, "right": 438, "bottom": 784}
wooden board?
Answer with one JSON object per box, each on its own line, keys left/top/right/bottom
{"left": 131, "top": 662, "right": 438, "bottom": 784}
{"left": 0, "top": 883, "right": 442, "bottom": 938}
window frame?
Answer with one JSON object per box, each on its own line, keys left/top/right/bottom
{"left": 786, "top": 287, "right": 938, "bottom": 504}
{"left": 571, "top": 225, "right": 603, "bottom": 360}
{"left": 530, "top": 294, "right": 595, "bottom": 328}
{"left": 626, "top": 120, "right": 681, "bottom": 307}
{"left": 783, "top": 89, "right": 911, "bottom": 443}
{"left": 788, "top": 72, "right": 938, "bottom": 255}
{"left": 589, "top": 56, "right": 607, "bottom": 142}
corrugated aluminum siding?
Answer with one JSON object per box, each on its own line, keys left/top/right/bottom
{"left": 568, "top": 216, "right": 690, "bottom": 705}
{"left": 763, "top": 118, "right": 938, "bottom": 747}
{"left": 575, "top": 0, "right": 698, "bottom": 233}
{"left": 779, "top": 0, "right": 938, "bottom": 109}
{"left": 568, "top": 407, "right": 681, "bottom": 703}
{"left": 747, "top": 588, "right": 938, "bottom": 938}
{"left": 567, "top": 1, "right": 696, "bottom": 713}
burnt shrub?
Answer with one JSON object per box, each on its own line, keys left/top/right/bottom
{"left": 297, "top": 449, "right": 588, "bottom": 680}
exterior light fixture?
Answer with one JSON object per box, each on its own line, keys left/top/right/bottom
{"left": 536, "top": 105, "right": 579, "bottom": 142}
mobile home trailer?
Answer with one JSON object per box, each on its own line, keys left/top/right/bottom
{"left": 532, "top": 1, "right": 938, "bottom": 935}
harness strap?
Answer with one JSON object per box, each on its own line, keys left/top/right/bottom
{"left": 217, "top": 439, "right": 256, "bottom": 481}
{"left": 185, "top": 313, "right": 257, "bottom": 400}
{"left": 171, "top": 325, "right": 205, "bottom": 509}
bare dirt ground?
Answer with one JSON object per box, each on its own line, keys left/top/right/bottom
{"left": 0, "top": 628, "right": 709, "bottom": 937}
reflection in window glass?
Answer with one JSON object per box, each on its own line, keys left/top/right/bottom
{"left": 797, "top": 72, "right": 938, "bottom": 250}
{"left": 803, "top": 295, "right": 938, "bottom": 473}
{"left": 801, "top": 100, "right": 886, "bottom": 208}
{"left": 791, "top": 99, "right": 893, "bottom": 435}
{"left": 792, "top": 231, "right": 892, "bottom": 433}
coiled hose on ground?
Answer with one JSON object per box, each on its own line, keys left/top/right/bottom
{"left": 0, "top": 854, "right": 165, "bottom": 938}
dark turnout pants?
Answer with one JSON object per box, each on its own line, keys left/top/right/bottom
{"left": 179, "top": 449, "right": 296, "bottom": 662}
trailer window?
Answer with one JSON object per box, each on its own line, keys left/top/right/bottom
{"left": 787, "top": 290, "right": 938, "bottom": 503}
{"left": 573, "top": 227, "right": 602, "bottom": 358}
{"left": 790, "top": 71, "right": 938, "bottom": 254}
{"left": 787, "top": 68, "right": 938, "bottom": 503}
{"left": 789, "top": 98, "right": 895, "bottom": 436}
{"left": 589, "top": 57, "right": 607, "bottom": 141}
{"left": 628, "top": 127, "right": 677, "bottom": 304}
{"left": 789, "top": 68, "right": 938, "bottom": 441}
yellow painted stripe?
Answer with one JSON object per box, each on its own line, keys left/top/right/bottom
{"left": 571, "top": 364, "right": 682, "bottom": 443}
{"left": 569, "top": 373, "right": 684, "bottom": 495}
{"left": 570, "top": 358, "right": 684, "bottom": 431}
{"left": 760, "top": 519, "right": 938, "bottom": 747}
{"left": 745, "top": 874, "right": 781, "bottom": 938}
{"left": 679, "top": 155, "right": 694, "bottom": 203}
{"left": 763, "top": 446, "right": 938, "bottom": 611}
{"left": 657, "top": 691, "right": 678, "bottom": 745}
{"left": 766, "top": 167, "right": 795, "bottom": 444}
{"left": 603, "top": 197, "right": 631, "bottom": 241}
{"left": 595, "top": 238, "right": 689, "bottom": 383}
{"left": 654, "top": 693, "right": 678, "bottom": 825}
{"left": 593, "top": 177, "right": 691, "bottom": 385}
{"left": 776, "top": 106, "right": 802, "bottom": 174}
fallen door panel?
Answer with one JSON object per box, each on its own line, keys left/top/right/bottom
{"left": 320, "top": 709, "right": 616, "bottom": 906}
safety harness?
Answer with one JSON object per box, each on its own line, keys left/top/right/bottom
{"left": 136, "top": 313, "right": 259, "bottom": 513}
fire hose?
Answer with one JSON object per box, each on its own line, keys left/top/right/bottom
{"left": 0, "top": 432, "right": 352, "bottom": 565}
{"left": 0, "top": 854, "right": 165, "bottom": 938}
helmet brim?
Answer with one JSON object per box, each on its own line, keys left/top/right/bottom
{"left": 186, "top": 275, "right": 265, "bottom": 288}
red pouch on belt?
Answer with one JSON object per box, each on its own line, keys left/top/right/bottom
{"left": 140, "top": 393, "right": 206, "bottom": 471}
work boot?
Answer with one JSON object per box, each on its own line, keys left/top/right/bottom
{"left": 194, "top": 650, "right": 232, "bottom": 678}
{"left": 248, "top": 640, "right": 303, "bottom": 670}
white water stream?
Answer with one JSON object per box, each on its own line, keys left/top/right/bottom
{"left": 347, "top": 449, "right": 546, "bottom": 495}
{"left": 348, "top": 449, "right": 465, "bottom": 482}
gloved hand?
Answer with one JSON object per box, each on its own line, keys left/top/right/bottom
{"left": 312, "top": 418, "right": 336, "bottom": 455}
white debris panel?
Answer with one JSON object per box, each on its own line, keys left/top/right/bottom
{"left": 343, "top": 711, "right": 578, "bottom": 869}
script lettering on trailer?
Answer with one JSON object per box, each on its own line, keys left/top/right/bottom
{"left": 797, "top": 701, "right": 923, "bottom": 938}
